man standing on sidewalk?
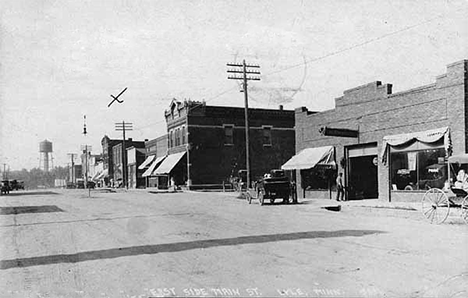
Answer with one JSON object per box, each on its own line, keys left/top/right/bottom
{"left": 336, "top": 172, "right": 345, "bottom": 201}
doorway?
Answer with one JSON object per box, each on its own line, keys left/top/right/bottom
{"left": 346, "top": 144, "right": 378, "bottom": 200}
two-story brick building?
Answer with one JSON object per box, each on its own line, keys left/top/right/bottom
{"left": 126, "top": 146, "right": 146, "bottom": 188}
{"left": 289, "top": 59, "right": 467, "bottom": 202}
{"left": 150, "top": 99, "right": 296, "bottom": 188}
{"left": 110, "top": 138, "right": 145, "bottom": 187}
{"left": 101, "top": 136, "right": 122, "bottom": 186}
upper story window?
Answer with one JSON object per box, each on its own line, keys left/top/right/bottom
{"left": 169, "top": 130, "right": 174, "bottom": 148}
{"left": 224, "top": 125, "right": 234, "bottom": 145}
{"left": 182, "top": 126, "right": 186, "bottom": 144}
{"left": 175, "top": 128, "right": 180, "bottom": 146}
{"left": 263, "top": 126, "right": 272, "bottom": 146}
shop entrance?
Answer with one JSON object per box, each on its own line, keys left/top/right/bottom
{"left": 346, "top": 144, "right": 378, "bottom": 200}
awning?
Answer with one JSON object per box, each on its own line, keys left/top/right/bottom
{"left": 142, "top": 156, "right": 166, "bottom": 177}
{"left": 281, "top": 146, "right": 336, "bottom": 170}
{"left": 153, "top": 152, "right": 186, "bottom": 175}
{"left": 381, "top": 127, "right": 451, "bottom": 165}
{"left": 138, "top": 155, "right": 155, "bottom": 170}
{"left": 92, "top": 171, "right": 101, "bottom": 181}
{"left": 95, "top": 169, "right": 108, "bottom": 180}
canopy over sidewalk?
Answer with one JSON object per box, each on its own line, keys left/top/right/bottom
{"left": 138, "top": 155, "right": 155, "bottom": 170}
{"left": 153, "top": 152, "right": 186, "bottom": 175}
{"left": 281, "top": 146, "right": 336, "bottom": 170}
{"left": 142, "top": 156, "right": 166, "bottom": 177}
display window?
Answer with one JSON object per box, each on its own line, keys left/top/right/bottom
{"left": 301, "top": 167, "right": 336, "bottom": 190}
{"left": 390, "top": 147, "right": 446, "bottom": 191}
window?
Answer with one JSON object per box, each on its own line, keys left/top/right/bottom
{"left": 182, "top": 126, "right": 186, "bottom": 144}
{"left": 169, "top": 130, "right": 174, "bottom": 148}
{"left": 263, "top": 127, "right": 272, "bottom": 146}
{"left": 390, "top": 147, "right": 446, "bottom": 190}
{"left": 301, "top": 167, "right": 336, "bottom": 190}
{"left": 224, "top": 125, "right": 234, "bottom": 145}
{"left": 175, "top": 128, "right": 180, "bottom": 146}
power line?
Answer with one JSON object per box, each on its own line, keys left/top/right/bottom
{"left": 262, "top": 9, "right": 466, "bottom": 78}
{"left": 227, "top": 60, "right": 261, "bottom": 190}
{"left": 115, "top": 121, "right": 133, "bottom": 189}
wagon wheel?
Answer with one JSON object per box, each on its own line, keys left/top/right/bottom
{"left": 246, "top": 192, "right": 252, "bottom": 204}
{"left": 258, "top": 190, "right": 264, "bottom": 206}
{"left": 421, "top": 188, "right": 450, "bottom": 224}
{"left": 461, "top": 195, "right": 468, "bottom": 224}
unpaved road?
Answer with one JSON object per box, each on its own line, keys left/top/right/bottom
{"left": 0, "top": 189, "right": 467, "bottom": 298}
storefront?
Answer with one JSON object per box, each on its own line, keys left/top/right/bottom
{"left": 345, "top": 143, "right": 378, "bottom": 200}
{"left": 282, "top": 145, "right": 337, "bottom": 200}
{"left": 293, "top": 59, "right": 467, "bottom": 202}
{"left": 141, "top": 155, "right": 167, "bottom": 188}
{"left": 381, "top": 127, "right": 451, "bottom": 202}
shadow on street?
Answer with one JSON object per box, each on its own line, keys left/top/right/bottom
{"left": 0, "top": 205, "right": 64, "bottom": 215}
{"left": 0, "top": 229, "right": 385, "bottom": 270}
{"left": 4, "top": 191, "right": 60, "bottom": 196}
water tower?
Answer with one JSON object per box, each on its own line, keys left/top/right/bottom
{"left": 39, "top": 140, "right": 53, "bottom": 172}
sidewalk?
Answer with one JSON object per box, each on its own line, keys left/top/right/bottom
{"left": 301, "top": 198, "right": 419, "bottom": 211}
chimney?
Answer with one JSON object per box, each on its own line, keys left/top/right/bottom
{"left": 279, "top": 105, "right": 284, "bottom": 111}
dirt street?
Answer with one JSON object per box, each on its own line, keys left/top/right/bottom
{"left": 0, "top": 189, "right": 466, "bottom": 298}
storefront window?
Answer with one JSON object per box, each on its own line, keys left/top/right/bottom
{"left": 390, "top": 148, "right": 446, "bottom": 190}
{"left": 301, "top": 167, "right": 336, "bottom": 190}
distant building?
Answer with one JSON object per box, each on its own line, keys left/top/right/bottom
{"left": 145, "top": 99, "right": 296, "bottom": 188}
{"left": 126, "top": 146, "right": 147, "bottom": 188}
{"left": 111, "top": 138, "right": 145, "bottom": 187}
{"left": 101, "top": 136, "right": 122, "bottom": 185}
{"left": 80, "top": 152, "right": 102, "bottom": 181}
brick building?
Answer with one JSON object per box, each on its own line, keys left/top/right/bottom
{"left": 101, "top": 136, "right": 121, "bottom": 186}
{"left": 126, "top": 146, "right": 146, "bottom": 188}
{"left": 140, "top": 135, "right": 169, "bottom": 188}
{"left": 156, "top": 99, "right": 295, "bottom": 188}
{"left": 290, "top": 59, "right": 467, "bottom": 202}
{"left": 111, "top": 138, "right": 145, "bottom": 187}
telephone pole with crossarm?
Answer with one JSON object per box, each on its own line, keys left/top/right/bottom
{"left": 227, "top": 60, "right": 261, "bottom": 189}
{"left": 115, "top": 121, "right": 133, "bottom": 189}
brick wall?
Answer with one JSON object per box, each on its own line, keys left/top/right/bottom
{"left": 162, "top": 102, "right": 296, "bottom": 186}
{"left": 295, "top": 60, "right": 468, "bottom": 202}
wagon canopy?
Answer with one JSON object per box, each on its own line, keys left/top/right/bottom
{"left": 281, "top": 145, "right": 336, "bottom": 170}
{"left": 448, "top": 154, "right": 468, "bottom": 164}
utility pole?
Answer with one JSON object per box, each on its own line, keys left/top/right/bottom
{"left": 186, "top": 143, "right": 191, "bottom": 190}
{"left": 67, "top": 153, "right": 77, "bottom": 184}
{"left": 115, "top": 121, "right": 133, "bottom": 189}
{"left": 2, "top": 163, "right": 7, "bottom": 180}
{"left": 82, "top": 115, "right": 92, "bottom": 196}
{"left": 227, "top": 60, "right": 261, "bottom": 189}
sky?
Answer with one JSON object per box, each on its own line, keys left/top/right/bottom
{"left": 1, "top": 0, "right": 467, "bottom": 171}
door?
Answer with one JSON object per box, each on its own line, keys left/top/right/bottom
{"left": 347, "top": 144, "right": 378, "bottom": 200}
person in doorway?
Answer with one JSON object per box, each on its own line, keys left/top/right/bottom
{"left": 336, "top": 173, "right": 345, "bottom": 201}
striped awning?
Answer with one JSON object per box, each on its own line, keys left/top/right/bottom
{"left": 281, "top": 146, "right": 336, "bottom": 170}
{"left": 142, "top": 156, "right": 166, "bottom": 177}
{"left": 138, "top": 155, "right": 155, "bottom": 170}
